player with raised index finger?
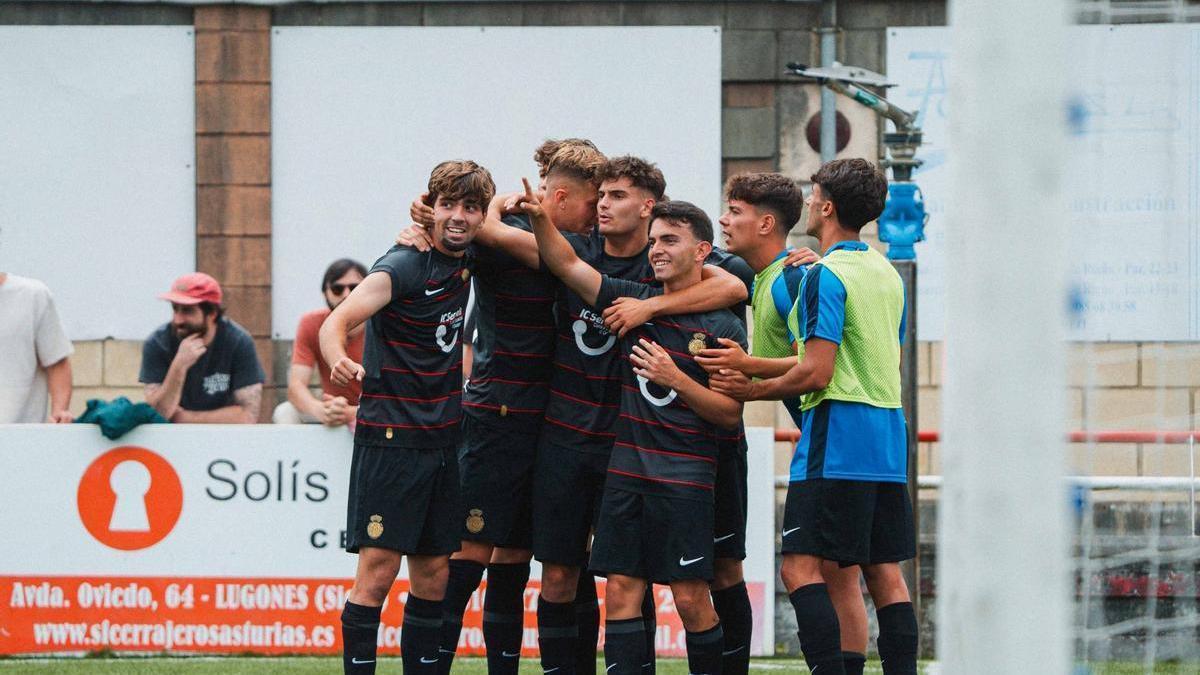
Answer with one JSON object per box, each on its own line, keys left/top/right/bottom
{"left": 517, "top": 178, "right": 747, "bottom": 675}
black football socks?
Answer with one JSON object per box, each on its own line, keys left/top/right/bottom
{"left": 342, "top": 601, "right": 381, "bottom": 674}
{"left": 483, "top": 562, "right": 531, "bottom": 675}
{"left": 604, "top": 617, "right": 647, "bottom": 675}
{"left": 788, "top": 583, "right": 845, "bottom": 675}
{"left": 842, "top": 651, "right": 867, "bottom": 675}
{"left": 574, "top": 573, "right": 600, "bottom": 675}
{"left": 436, "top": 559, "right": 484, "bottom": 675}
{"left": 538, "top": 596, "right": 578, "bottom": 675}
{"left": 876, "top": 601, "right": 918, "bottom": 675}
{"left": 685, "top": 623, "right": 725, "bottom": 675}
{"left": 711, "top": 581, "right": 752, "bottom": 675}
{"left": 640, "top": 588, "right": 657, "bottom": 674}
{"left": 402, "top": 594, "right": 444, "bottom": 674}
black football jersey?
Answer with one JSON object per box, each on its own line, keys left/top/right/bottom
{"left": 356, "top": 245, "right": 472, "bottom": 448}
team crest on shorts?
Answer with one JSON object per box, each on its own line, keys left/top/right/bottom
{"left": 367, "top": 514, "right": 384, "bottom": 539}
{"left": 688, "top": 333, "right": 707, "bottom": 355}
{"left": 466, "top": 509, "right": 485, "bottom": 534}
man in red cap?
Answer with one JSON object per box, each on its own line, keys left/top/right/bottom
{"left": 140, "top": 272, "right": 265, "bottom": 423}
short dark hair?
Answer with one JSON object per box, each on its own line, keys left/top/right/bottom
{"left": 600, "top": 156, "right": 667, "bottom": 201}
{"left": 425, "top": 160, "right": 496, "bottom": 208}
{"left": 810, "top": 158, "right": 888, "bottom": 230}
{"left": 649, "top": 200, "right": 713, "bottom": 244}
{"left": 725, "top": 172, "right": 805, "bottom": 235}
{"left": 322, "top": 258, "right": 367, "bottom": 293}
{"left": 198, "top": 301, "right": 223, "bottom": 320}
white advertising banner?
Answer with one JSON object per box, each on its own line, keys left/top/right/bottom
{"left": 0, "top": 425, "right": 775, "bottom": 656}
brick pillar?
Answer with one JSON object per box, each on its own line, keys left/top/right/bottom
{"left": 194, "top": 5, "right": 275, "bottom": 420}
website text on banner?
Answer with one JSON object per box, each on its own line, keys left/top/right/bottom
{"left": 0, "top": 425, "right": 774, "bottom": 656}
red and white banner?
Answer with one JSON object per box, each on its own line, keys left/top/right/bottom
{"left": 0, "top": 425, "right": 776, "bottom": 656}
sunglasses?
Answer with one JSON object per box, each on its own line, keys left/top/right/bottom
{"left": 329, "top": 283, "right": 358, "bottom": 295}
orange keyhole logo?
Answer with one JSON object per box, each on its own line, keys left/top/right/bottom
{"left": 77, "top": 446, "right": 183, "bottom": 551}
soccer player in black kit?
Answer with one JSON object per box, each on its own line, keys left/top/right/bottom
{"left": 319, "top": 160, "right": 496, "bottom": 675}
{"left": 517, "top": 181, "right": 747, "bottom": 675}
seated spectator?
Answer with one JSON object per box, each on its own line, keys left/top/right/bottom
{"left": 141, "top": 273, "right": 264, "bottom": 423}
{"left": 0, "top": 272, "right": 74, "bottom": 423}
{"left": 273, "top": 258, "right": 367, "bottom": 426}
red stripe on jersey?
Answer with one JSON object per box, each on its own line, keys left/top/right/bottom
{"left": 494, "top": 321, "right": 556, "bottom": 330}
{"left": 382, "top": 364, "right": 462, "bottom": 377}
{"left": 463, "top": 401, "right": 544, "bottom": 414}
{"left": 544, "top": 416, "right": 617, "bottom": 438}
{"left": 613, "top": 440, "right": 716, "bottom": 464}
{"left": 652, "top": 318, "right": 712, "bottom": 336}
{"left": 469, "top": 376, "right": 548, "bottom": 386}
{"left": 618, "top": 412, "right": 714, "bottom": 437}
{"left": 620, "top": 384, "right": 693, "bottom": 410}
{"left": 550, "top": 389, "right": 618, "bottom": 409}
{"left": 360, "top": 390, "right": 461, "bottom": 404}
{"left": 357, "top": 417, "right": 461, "bottom": 430}
{"left": 493, "top": 349, "right": 553, "bottom": 359}
{"left": 607, "top": 468, "right": 712, "bottom": 490}
{"left": 554, "top": 361, "right": 621, "bottom": 381}
{"left": 384, "top": 340, "right": 454, "bottom": 352}
{"left": 494, "top": 292, "right": 554, "bottom": 303}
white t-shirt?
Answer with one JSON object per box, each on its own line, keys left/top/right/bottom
{"left": 0, "top": 274, "right": 74, "bottom": 423}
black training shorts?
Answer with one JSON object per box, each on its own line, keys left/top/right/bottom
{"left": 781, "top": 478, "right": 915, "bottom": 566}
{"left": 532, "top": 440, "right": 609, "bottom": 566}
{"left": 457, "top": 414, "right": 538, "bottom": 548}
{"left": 589, "top": 487, "right": 715, "bottom": 584}
{"left": 345, "top": 443, "right": 461, "bottom": 556}
{"left": 712, "top": 443, "right": 748, "bottom": 561}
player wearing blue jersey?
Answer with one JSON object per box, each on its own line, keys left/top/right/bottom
{"left": 697, "top": 173, "right": 871, "bottom": 675}
{"left": 712, "top": 159, "right": 918, "bottom": 675}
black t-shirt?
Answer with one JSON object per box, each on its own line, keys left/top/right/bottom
{"left": 139, "top": 318, "right": 265, "bottom": 411}
{"left": 643, "top": 247, "right": 755, "bottom": 457}
{"left": 541, "top": 229, "right": 656, "bottom": 454}
{"left": 355, "top": 245, "right": 472, "bottom": 448}
{"left": 462, "top": 214, "right": 559, "bottom": 430}
{"left": 541, "top": 230, "right": 754, "bottom": 455}
{"left": 596, "top": 276, "right": 748, "bottom": 502}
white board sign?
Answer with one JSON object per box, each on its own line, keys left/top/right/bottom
{"left": 0, "top": 27, "right": 195, "bottom": 341}
{"left": 271, "top": 26, "right": 723, "bottom": 339}
{"left": 887, "top": 25, "right": 1200, "bottom": 341}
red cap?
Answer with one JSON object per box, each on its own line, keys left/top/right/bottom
{"left": 159, "top": 272, "right": 223, "bottom": 306}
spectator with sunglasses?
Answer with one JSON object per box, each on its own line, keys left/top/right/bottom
{"left": 273, "top": 258, "right": 368, "bottom": 426}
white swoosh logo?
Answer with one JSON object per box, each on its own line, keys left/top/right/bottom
{"left": 502, "top": 651, "right": 520, "bottom": 658}
{"left": 425, "top": 287, "right": 444, "bottom": 296}
{"left": 435, "top": 323, "right": 460, "bottom": 353}
{"left": 420, "top": 657, "right": 439, "bottom": 664}
{"left": 679, "top": 556, "right": 704, "bottom": 566}
{"left": 782, "top": 526, "right": 802, "bottom": 537}
{"left": 606, "top": 665, "right": 617, "bottom": 672}
{"left": 573, "top": 319, "right": 616, "bottom": 356}
{"left": 722, "top": 645, "right": 746, "bottom": 656}
{"left": 714, "top": 533, "right": 735, "bottom": 543}
{"left": 544, "top": 669, "right": 561, "bottom": 674}
{"left": 351, "top": 657, "right": 376, "bottom": 664}
{"left": 637, "top": 374, "right": 677, "bottom": 407}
